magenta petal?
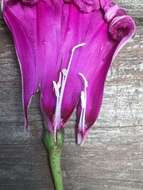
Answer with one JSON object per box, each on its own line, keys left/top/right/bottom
{"left": 3, "top": 1, "right": 38, "bottom": 127}
{"left": 73, "top": 0, "right": 100, "bottom": 12}
{"left": 110, "top": 15, "right": 136, "bottom": 60}
{"left": 75, "top": 7, "right": 136, "bottom": 145}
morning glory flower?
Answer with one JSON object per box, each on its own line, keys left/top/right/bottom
{"left": 2, "top": 0, "right": 135, "bottom": 145}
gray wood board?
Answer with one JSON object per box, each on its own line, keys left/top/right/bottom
{"left": 0, "top": 1, "right": 143, "bottom": 190}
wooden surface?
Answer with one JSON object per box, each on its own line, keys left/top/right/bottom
{"left": 0, "top": 1, "right": 143, "bottom": 190}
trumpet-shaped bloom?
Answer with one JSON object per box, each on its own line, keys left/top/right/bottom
{"left": 2, "top": 0, "right": 135, "bottom": 144}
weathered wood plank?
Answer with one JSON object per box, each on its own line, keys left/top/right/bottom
{"left": 117, "top": 0, "right": 143, "bottom": 18}
{"left": 1, "top": 143, "right": 143, "bottom": 190}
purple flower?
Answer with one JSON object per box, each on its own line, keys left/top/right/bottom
{"left": 2, "top": 0, "right": 135, "bottom": 144}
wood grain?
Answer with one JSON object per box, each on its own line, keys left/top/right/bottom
{"left": 0, "top": 1, "right": 143, "bottom": 190}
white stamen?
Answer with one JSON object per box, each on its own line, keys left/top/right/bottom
{"left": 78, "top": 73, "right": 88, "bottom": 133}
{"left": 57, "top": 72, "right": 62, "bottom": 89}
{"left": 53, "top": 43, "right": 86, "bottom": 141}
{"left": 53, "top": 81, "right": 59, "bottom": 97}
{"left": 62, "top": 68, "right": 68, "bottom": 76}
{"left": 81, "top": 91, "right": 87, "bottom": 111}
{"left": 66, "top": 43, "right": 86, "bottom": 75}
{"left": 79, "top": 72, "right": 88, "bottom": 89}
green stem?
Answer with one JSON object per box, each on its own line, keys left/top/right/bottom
{"left": 43, "top": 129, "right": 64, "bottom": 190}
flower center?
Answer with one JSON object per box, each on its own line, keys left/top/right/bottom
{"left": 53, "top": 43, "right": 86, "bottom": 141}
